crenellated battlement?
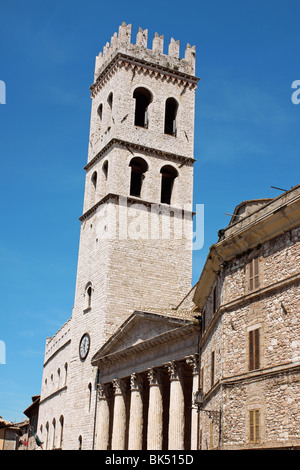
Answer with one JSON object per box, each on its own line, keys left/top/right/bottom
{"left": 44, "top": 317, "right": 72, "bottom": 363}
{"left": 94, "top": 22, "right": 196, "bottom": 81}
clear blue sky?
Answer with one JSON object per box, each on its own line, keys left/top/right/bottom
{"left": 0, "top": 0, "right": 299, "bottom": 422}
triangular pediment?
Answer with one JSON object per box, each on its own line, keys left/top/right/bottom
{"left": 92, "top": 310, "right": 193, "bottom": 364}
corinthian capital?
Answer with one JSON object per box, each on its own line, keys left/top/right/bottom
{"left": 185, "top": 354, "right": 199, "bottom": 375}
{"left": 97, "top": 382, "right": 110, "bottom": 400}
{"left": 147, "top": 367, "right": 163, "bottom": 386}
{"left": 112, "top": 378, "right": 127, "bottom": 395}
{"left": 166, "top": 361, "right": 183, "bottom": 381}
{"left": 130, "top": 373, "right": 143, "bottom": 391}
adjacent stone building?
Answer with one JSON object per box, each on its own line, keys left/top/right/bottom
{"left": 36, "top": 23, "right": 300, "bottom": 450}
{"left": 0, "top": 417, "right": 29, "bottom": 450}
{"left": 193, "top": 187, "right": 300, "bottom": 449}
{"left": 0, "top": 417, "right": 19, "bottom": 450}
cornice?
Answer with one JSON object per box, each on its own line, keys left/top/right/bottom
{"left": 90, "top": 52, "right": 200, "bottom": 97}
{"left": 91, "top": 324, "right": 197, "bottom": 367}
{"left": 200, "top": 362, "right": 300, "bottom": 410}
{"left": 223, "top": 361, "right": 300, "bottom": 387}
{"left": 193, "top": 187, "right": 300, "bottom": 309}
{"left": 43, "top": 339, "right": 71, "bottom": 368}
{"left": 39, "top": 385, "right": 68, "bottom": 406}
{"left": 199, "top": 271, "right": 300, "bottom": 347}
{"left": 84, "top": 137, "right": 196, "bottom": 172}
{"left": 79, "top": 192, "right": 194, "bottom": 222}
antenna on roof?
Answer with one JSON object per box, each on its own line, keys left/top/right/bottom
{"left": 271, "top": 186, "right": 287, "bottom": 192}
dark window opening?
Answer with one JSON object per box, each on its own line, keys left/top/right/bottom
{"left": 133, "top": 87, "right": 152, "bottom": 128}
{"left": 211, "top": 351, "right": 215, "bottom": 388}
{"left": 91, "top": 171, "right": 97, "bottom": 189}
{"left": 59, "top": 416, "right": 64, "bottom": 449}
{"left": 212, "top": 285, "right": 217, "bottom": 313}
{"left": 102, "top": 160, "right": 108, "bottom": 180}
{"left": 164, "top": 98, "right": 178, "bottom": 136}
{"left": 160, "top": 165, "right": 178, "bottom": 204}
{"left": 87, "top": 285, "right": 92, "bottom": 308}
{"left": 129, "top": 157, "right": 148, "bottom": 197}
{"left": 98, "top": 103, "right": 103, "bottom": 120}
{"left": 88, "top": 383, "right": 92, "bottom": 411}
{"left": 107, "top": 92, "right": 113, "bottom": 109}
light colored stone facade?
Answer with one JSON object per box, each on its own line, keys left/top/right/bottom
{"left": 37, "top": 23, "right": 198, "bottom": 450}
{"left": 36, "top": 23, "right": 300, "bottom": 451}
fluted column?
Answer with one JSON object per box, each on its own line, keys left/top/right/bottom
{"left": 111, "top": 378, "right": 127, "bottom": 450}
{"left": 95, "top": 383, "right": 111, "bottom": 450}
{"left": 128, "top": 373, "right": 144, "bottom": 450}
{"left": 167, "top": 361, "right": 185, "bottom": 450}
{"left": 147, "top": 367, "right": 164, "bottom": 450}
{"left": 185, "top": 354, "right": 199, "bottom": 450}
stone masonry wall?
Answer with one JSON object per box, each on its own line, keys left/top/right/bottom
{"left": 37, "top": 23, "right": 197, "bottom": 450}
{"left": 200, "top": 223, "right": 300, "bottom": 449}
{"left": 88, "top": 58, "right": 196, "bottom": 165}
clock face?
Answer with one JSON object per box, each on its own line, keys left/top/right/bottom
{"left": 79, "top": 333, "right": 90, "bottom": 360}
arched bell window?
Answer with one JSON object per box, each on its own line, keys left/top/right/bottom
{"left": 129, "top": 157, "right": 148, "bottom": 197}
{"left": 133, "top": 87, "right": 153, "bottom": 128}
{"left": 164, "top": 98, "right": 178, "bottom": 136}
{"left": 160, "top": 165, "right": 178, "bottom": 204}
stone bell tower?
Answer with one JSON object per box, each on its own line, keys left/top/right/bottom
{"left": 63, "top": 23, "right": 199, "bottom": 449}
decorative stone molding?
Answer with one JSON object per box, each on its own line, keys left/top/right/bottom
{"left": 97, "top": 383, "right": 110, "bottom": 400}
{"left": 112, "top": 378, "right": 127, "bottom": 396}
{"left": 185, "top": 354, "right": 199, "bottom": 375}
{"left": 130, "top": 373, "right": 143, "bottom": 391}
{"left": 166, "top": 361, "right": 183, "bottom": 381}
{"left": 147, "top": 367, "right": 163, "bottom": 386}
{"left": 91, "top": 54, "right": 198, "bottom": 98}
{"left": 84, "top": 137, "right": 195, "bottom": 172}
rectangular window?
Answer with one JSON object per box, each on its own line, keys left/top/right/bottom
{"left": 249, "top": 257, "right": 260, "bottom": 291}
{"left": 249, "top": 409, "right": 260, "bottom": 443}
{"left": 211, "top": 351, "right": 215, "bottom": 388}
{"left": 249, "top": 328, "right": 260, "bottom": 371}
